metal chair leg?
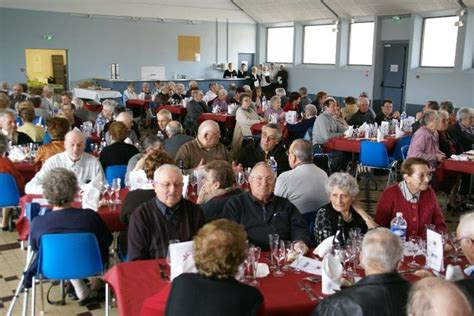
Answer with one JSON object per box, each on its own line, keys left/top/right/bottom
{"left": 31, "top": 277, "right": 36, "bottom": 316}
{"left": 22, "top": 288, "right": 29, "bottom": 316}
{"left": 40, "top": 279, "right": 45, "bottom": 314}
{"left": 105, "top": 283, "right": 110, "bottom": 316}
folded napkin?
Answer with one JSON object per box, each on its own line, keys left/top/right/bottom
{"left": 256, "top": 263, "right": 270, "bottom": 278}
{"left": 446, "top": 264, "right": 464, "bottom": 281}
{"left": 182, "top": 175, "right": 190, "bottom": 198}
{"left": 376, "top": 128, "right": 384, "bottom": 142}
{"left": 81, "top": 177, "right": 103, "bottom": 211}
{"left": 9, "top": 146, "right": 26, "bottom": 162}
{"left": 450, "top": 154, "right": 469, "bottom": 161}
{"left": 170, "top": 241, "right": 197, "bottom": 281}
{"left": 395, "top": 124, "right": 404, "bottom": 138}
{"left": 321, "top": 253, "right": 343, "bottom": 295}
{"left": 344, "top": 126, "right": 353, "bottom": 137}
{"left": 128, "top": 170, "right": 151, "bottom": 190}
{"left": 313, "top": 236, "right": 334, "bottom": 258}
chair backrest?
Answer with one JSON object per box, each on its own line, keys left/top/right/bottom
{"left": 303, "top": 127, "right": 313, "bottom": 143}
{"left": 359, "top": 141, "right": 390, "bottom": 168}
{"left": 37, "top": 232, "right": 104, "bottom": 280}
{"left": 105, "top": 165, "right": 127, "bottom": 187}
{"left": 401, "top": 145, "right": 409, "bottom": 160}
{"left": 33, "top": 116, "right": 45, "bottom": 127}
{"left": 313, "top": 154, "right": 330, "bottom": 175}
{"left": 391, "top": 135, "right": 412, "bottom": 161}
{"left": 0, "top": 173, "right": 20, "bottom": 207}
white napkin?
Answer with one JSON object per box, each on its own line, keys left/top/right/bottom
{"left": 321, "top": 253, "right": 343, "bottom": 295}
{"left": 9, "top": 146, "right": 26, "bottom": 162}
{"left": 395, "top": 124, "right": 404, "bottom": 138}
{"left": 124, "top": 137, "right": 133, "bottom": 145}
{"left": 381, "top": 121, "right": 389, "bottom": 135}
{"left": 285, "top": 111, "right": 297, "bottom": 124}
{"left": 256, "top": 263, "right": 270, "bottom": 278}
{"left": 446, "top": 264, "right": 465, "bottom": 281}
{"left": 81, "top": 177, "right": 103, "bottom": 211}
{"left": 182, "top": 175, "right": 189, "bottom": 198}
{"left": 450, "top": 154, "right": 469, "bottom": 161}
{"left": 169, "top": 241, "right": 197, "bottom": 281}
{"left": 344, "top": 126, "right": 353, "bottom": 137}
{"left": 313, "top": 236, "right": 334, "bottom": 258}
{"left": 128, "top": 170, "right": 151, "bottom": 190}
{"left": 376, "top": 128, "right": 384, "bottom": 142}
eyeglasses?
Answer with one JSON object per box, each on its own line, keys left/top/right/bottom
{"left": 250, "top": 176, "right": 274, "bottom": 183}
{"left": 455, "top": 237, "right": 474, "bottom": 243}
{"left": 411, "top": 172, "right": 433, "bottom": 180}
{"left": 155, "top": 182, "right": 184, "bottom": 189}
{"left": 262, "top": 133, "right": 278, "bottom": 141}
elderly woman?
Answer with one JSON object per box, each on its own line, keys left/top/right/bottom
{"left": 264, "top": 96, "right": 285, "bottom": 122}
{"left": 123, "top": 82, "right": 138, "bottom": 103}
{"left": 375, "top": 157, "right": 447, "bottom": 239}
{"left": 99, "top": 121, "right": 139, "bottom": 170}
{"left": 138, "top": 82, "right": 153, "bottom": 101}
{"left": 286, "top": 104, "right": 317, "bottom": 141}
{"left": 0, "top": 92, "right": 14, "bottom": 113}
{"left": 314, "top": 172, "right": 376, "bottom": 246}
{"left": 165, "top": 219, "right": 263, "bottom": 316}
{"left": 34, "top": 116, "right": 70, "bottom": 170}
{"left": 211, "top": 88, "right": 228, "bottom": 112}
{"left": 17, "top": 101, "right": 45, "bottom": 142}
{"left": 27, "top": 168, "right": 112, "bottom": 303}
{"left": 407, "top": 110, "right": 445, "bottom": 168}
{"left": 0, "top": 134, "right": 25, "bottom": 230}
{"left": 97, "top": 99, "right": 117, "bottom": 124}
{"left": 171, "top": 83, "right": 186, "bottom": 103}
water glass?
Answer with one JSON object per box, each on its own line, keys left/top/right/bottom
{"left": 111, "top": 178, "right": 121, "bottom": 205}
{"left": 291, "top": 241, "right": 304, "bottom": 274}
{"left": 268, "top": 234, "right": 279, "bottom": 270}
{"left": 247, "top": 246, "right": 261, "bottom": 287}
{"left": 449, "top": 232, "right": 462, "bottom": 263}
{"left": 273, "top": 240, "right": 286, "bottom": 277}
{"left": 407, "top": 236, "right": 422, "bottom": 268}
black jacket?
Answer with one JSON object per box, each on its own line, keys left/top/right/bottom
{"left": 448, "top": 122, "right": 474, "bottom": 152}
{"left": 202, "top": 188, "right": 243, "bottom": 222}
{"left": 99, "top": 141, "right": 139, "bottom": 171}
{"left": 313, "top": 272, "right": 411, "bottom": 316}
{"left": 347, "top": 110, "right": 375, "bottom": 127}
{"left": 238, "top": 142, "right": 290, "bottom": 176}
{"left": 456, "top": 273, "right": 474, "bottom": 307}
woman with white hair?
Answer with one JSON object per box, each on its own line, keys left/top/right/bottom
{"left": 314, "top": 172, "right": 376, "bottom": 245}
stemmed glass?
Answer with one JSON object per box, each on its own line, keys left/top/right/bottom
{"left": 449, "top": 232, "right": 462, "bottom": 263}
{"left": 111, "top": 178, "right": 121, "bottom": 205}
{"left": 282, "top": 241, "right": 293, "bottom": 271}
{"left": 291, "top": 241, "right": 304, "bottom": 274}
{"left": 247, "top": 246, "right": 261, "bottom": 287}
{"left": 273, "top": 240, "right": 286, "bottom": 277}
{"left": 268, "top": 234, "right": 279, "bottom": 270}
{"left": 102, "top": 183, "right": 113, "bottom": 211}
{"left": 235, "top": 172, "right": 246, "bottom": 189}
{"left": 189, "top": 170, "right": 198, "bottom": 196}
{"left": 407, "top": 236, "right": 422, "bottom": 268}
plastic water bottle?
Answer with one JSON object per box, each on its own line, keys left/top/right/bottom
{"left": 400, "top": 112, "right": 407, "bottom": 120}
{"left": 390, "top": 212, "right": 408, "bottom": 241}
{"left": 262, "top": 95, "right": 267, "bottom": 108}
{"left": 268, "top": 156, "right": 278, "bottom": 175}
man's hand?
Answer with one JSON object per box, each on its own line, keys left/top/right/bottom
{"left": 293, "top": 241, "right": 309, "bottom": 255}
{"left": 195, "top": 158, "right": 206, "bottom": 170}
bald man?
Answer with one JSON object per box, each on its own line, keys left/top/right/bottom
{"left": 456, "top": 212, "right": 474, "bottom": 306}
{"left": 25, "top": 130, "right": 104, "bottom": 194}
{"left": 104, "top": 111, "right": 140, "bottom": 145}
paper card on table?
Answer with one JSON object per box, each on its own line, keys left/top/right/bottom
{"left": 285, "top": 111, "right": 297, "bottom": 124}
{"left": 129, "top": 170, "right": 150, "bottom": 190}
{"left": 169, "top": 241, "right": 197, "bottom": 281}
{"left": 31, "top": 198, "right": 49, "bottom": 206}
{"left": 426, "top": 229, "right": 444, "bottom": 272}
{"left": 182, "top": 175, "right": 189, "bottom": 198}
{"left": 290, "top": 256, "right": 322, "bottom": 275}
{"left": 381, "top": 121, "right": 389, "bottom": 135}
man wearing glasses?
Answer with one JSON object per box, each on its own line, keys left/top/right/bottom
{"left": 238, "top": 123, "right": 290, "bottom": 175}
{"left": 222, "top": 162, "right": 311, "bottom": 251}
{"left": 127, "top": 164, "right": 205, "bottom": 260}
{"left": 455, "top": 212, "right": 474, "bottom": 305}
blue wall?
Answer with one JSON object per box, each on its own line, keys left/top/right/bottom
{"left": 0, "top": 8, "right": 257, "bottom": 86}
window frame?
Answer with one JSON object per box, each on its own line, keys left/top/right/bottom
{"left": 420, "top": 15, "right": 459, "bottom": 68}
{"left": 302, "top": 23, "right": 338, "bottom": 65}
{"left": 347, "top": 21, "right": 375, "bottom": 66}
{"left": 266, "top": 26, "right": 294, "bottom": 64}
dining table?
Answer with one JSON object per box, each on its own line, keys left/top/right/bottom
{"left": 198, "top": 113, "right": 236, "bottom": 129}
{"left": 323, "top": 136, "right": 399, "bottom": 154}
{"left": 14, "top": 160, "right": 36, "bottom": 182}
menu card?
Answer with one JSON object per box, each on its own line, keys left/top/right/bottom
{"left": 426, "top": 229, "right": 444, "bottom": 272}
{"left": 290, "top": 256, "right": 322, "bottom": 275}
{"left": 169, "top": 241, "right": 196, "bottom": 281}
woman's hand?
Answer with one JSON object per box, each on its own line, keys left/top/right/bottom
{"left": 352, "top": 200, "right": 378, "bottom": 229}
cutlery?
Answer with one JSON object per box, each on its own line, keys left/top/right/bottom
{"left": 304, "top": 276, "right": 321, "bottom": 283}
{"left": 158, "top": 263, "right": 169, "bottom": 281}
{"left": 303, "top": 282, "right": 324, "bottom": 300}
{"left": 297, "top": 281, "right": 317, "bottom": 301}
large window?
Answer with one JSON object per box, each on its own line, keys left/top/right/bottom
{"left": 303, "top": 24, "right": 337, "bottom": 64}
{"left": 421, "top": 16, "right": 459, "bottom": 67}
{"left": 267, "top": 27, "right": 294, "bottom": 63}
{"left": 348, "top": 22, "right": 375, "bottom": 65}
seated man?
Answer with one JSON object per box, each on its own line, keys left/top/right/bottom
{"left": 9, "top": 83, "right": 27, "bottom": 110}
{"left": 0, "top": 110, "right": 33, "bottom": 145}
{"left": 105, "top": 111, "right": 140, "bottom": 145}
{"left": 183, "top": 90, "right": 208, "bottom": 135}
{"left": 408, "top": 277, "right": 472, "bottom": 316}
{"left": 455, "top": 212, "right": 474, "bottom": 306}
{"left": 25, "top": 130, "right": 104, "bottom": 194}
{"left": 347, "top": 96, "right": 375, "bottom": 126}
{"left": 175, "top": 120, "right": 232, "bottom": 171}
{"left": 164, "top": 121, "right": 194, "bottom": 159}
{"left": 127, "top": 164, "right": 205, "bottom": 260}
{"left": 375, "top": 99, "right": 400, "bottom": 125}
{"left": 275, "top": 139, "right": 329, "bottom": 214}
{"left": 313, "top": 228, "right": 410, "bottom": 316}
{"left": 96, "top": 99, "right": 117, "bottom": 124}
{"left": 40, "top": 85, "right": 56, "bottom": 112}
{"left": 222, "top": 162, "right": 311, "bottom": 250}
{"left": 197, "top": 160, "right": 243, "bottom": 222}
{"left": 238, "top": 123, "right": 290, "bottom": 175}
{"left": 138, "top": 82, "right": 153, "bottom": 100}
{"left": 412, "top": 100, "right": 440, "bottom": 133}
{"left": 156, "top": 109, "right": 172, "bottom": 139}
{"left": 27, "top": 168, "right": 112, "bottom": 304}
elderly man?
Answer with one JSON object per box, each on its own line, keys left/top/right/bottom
{"left": 375, "top": 99, "right": 400, "bottom": 125}
{"left": 40, "top": 85, "right": 55, "bottom": 112}
{"left": 455, "top": 212, "right": 474, "bottom": 305}
{"left": 313, "top": 228, "right": 411, "bottom": 316}
{"left": 449, "top": 107, "right": 474, "bottom": 152}
{"left": 0, "top": 110, "right": 33, "bottom": 145}
{"left": 275, "top": 139, "right": 328, "bottom": 214}
{"left": 197, "top": 160, "right": 243, "bottom": 222}
{"left": 104, "top": 111, "right": 139, "bottom": 145}
{"left": 97, "top": 99, "right": 116, "bottom": 124}
{"left": 203, "top": 82, "right": 219, "bottom": 104}
{"left": 412, "top": 100, "right": 440, "bottom": 132}
{"left": 347, "top": 96, "right": 375, "bottom": 126}
{"left": 156, "top": 108, "right": 172, "bottom": 139}
{"left": 9, "top": 84, "right": 27, "bottom": 110}
{"left": 312, "top": 98, "right": 350, "bottom": 172}
{"left": 127, "top": 164, "right": 205, "bottom": 260}
{"left": 138, "top": 82, "right": 153, "bottom": 100}
{"left": 175, "top": 120, "right": 232, "bottom": 171}
{"left": 238, "top": 123, "right": 290, "bottom": 175}
{"left": 164, "top": 121, "right": 193, "bottom": 159}
{"left": 25, "top": 130, "right": 104, "bottom": 194}
{"left": 222, "top": 162, "right": 311, "bottom": 251}
{"left": 408, "top": 277, "right": 472, "bottom": 316}
{"left": 184, "top": 90, "right": 208, "bottom": 134}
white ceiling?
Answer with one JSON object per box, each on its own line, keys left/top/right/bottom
{"left": 0, "top": 0, "right": 472, "bottom": 24}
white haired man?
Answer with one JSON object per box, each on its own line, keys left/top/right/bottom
{"left": 455, "top": 212, "right": 474, "bottom": 306}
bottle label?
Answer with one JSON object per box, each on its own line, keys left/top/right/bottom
{"left": 391, "top": 227, "right": 406, "bottom": 238}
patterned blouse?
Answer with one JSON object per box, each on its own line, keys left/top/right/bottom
{"left": 313, "top": 203, "right": 368, "bottom": 246}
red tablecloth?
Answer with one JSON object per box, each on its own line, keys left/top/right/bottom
{"left": 199, "top": 113, "right": 236, "bottom": 129}
{"left": 126, "top": 100, "right": 150, "bottom": 110}
{"left": 84, "top": 102, "right": 103, "bottom": 112}
{"left": 158, "top": 105, "right": 187, "bottom": 116}
{"left": 440, "top": 160, "right": 474, "bottom": 174}
{"left": 14, "top": 161, "right": 36, "bottom": 183}
{"left": 16, "top": 189, "right": 127, "bottom": 241}
{"left": 323, "top": 137, "right": 398, "bottom": 154}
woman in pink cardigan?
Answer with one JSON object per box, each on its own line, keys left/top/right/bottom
{"left": 374, "top": 157, "right": 447, "bottom": 239}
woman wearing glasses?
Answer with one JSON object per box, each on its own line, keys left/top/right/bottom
{"left": 375, "top": 157, "right": 447, "bottom": 239}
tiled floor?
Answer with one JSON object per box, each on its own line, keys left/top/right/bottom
{"left": 0, "top": 173, "right": 465, "bottom": 315}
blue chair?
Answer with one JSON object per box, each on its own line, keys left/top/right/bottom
{"left": 389, "top": 135, "right": 412, "bottom": 161}
{"left": 31, "top": 233, "right": 110, "bottom": 316}
{"left": 105, "top": 165, "right": 127, "bottom": 188}
{"left": 357, "top": 141, "right": 398, "bottom": 190}
{"left": 401, "top": 145, "right": 410, "bottom": 160}
{"left": 0, "top": 173, "right": 20, "bottom": 232}
{"left": 32, "top": 116, "right": 45, "bottom": 127}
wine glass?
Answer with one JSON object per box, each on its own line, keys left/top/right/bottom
{"left": 291, "top": 241, "right": 304, "bottom": 274}
{"left": 273, "top": 240, "right": 286, "bottom": 277}
{"left": 247, "top": 246, "right": 261, "bottom": 287}
{"left": 282, "top": 241, "right": 293, "bottom": 271}
{"left": 165, "top": 239, "right": 180, "bottom": 266}
{"left": 102, "top": 183, "right": 113, "bottom": 211}
{"left": 112, "top": 178, "right": 121, "bottom": 205}
{"left": 235, "top": 172, "right": 246, "bottom": 188}
{"left": 189, "top": 170, "right": 198, "bottom": 196}
{"left": 407, "top": 236, "right": 422, "bottom": 268}
{"left": 268, "top": 234, "right": 279, "bottom": 270}
{"left": 449, "top": 232, "right": 462, "bottom": 263}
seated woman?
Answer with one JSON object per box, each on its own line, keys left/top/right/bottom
{"left": 314, "top": 172, "right": 376, "bottom": 246}
{"left": 282, "top": 91, "right": 301, "bottom": 113}
{"left": 375, "top": 157, "right": 447, "bottom": 239}
{"left": 264, "top": 96, "right": 285, "bottom": 123}
{"left": 0, "top": 134, "right": 25, "bottom": 231}
{"left": 123, "top": 82, "right": 139, "bottom": 103}
{"left": 286, "top": 104, "right": 317, "bottom": 141}
{"left": 34, "top": 116, "right": 70, "bottom": 170}
{"left": 251, "top": 86, "right": 263, "bottom": 109}
{"left": 407, "top": 110, "right": 445, "bottom": 168}
{"left": 171, "top": 83, "right": 186, "bottom": 103}
{"left": 17, "top": 101, "right": 45, "bottom": 142}
{"left": 165, "top": 219, "right": 263, "bottom": 316}
{"left": 374, "top": 99, "right": 400, "bottom": 125}
{"left": 211, "top": 89, "right": 229, "bottom": 112}
{"left": 99, "top": 121, "right": 139, "bottom": 171}
{"left": 27, "top": 168, "right": 112, "bottom": 304}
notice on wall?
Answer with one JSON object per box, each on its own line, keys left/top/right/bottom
{"left": 141, "top": 66, "right": 165, "bottom": 80}
{"left": 390, "top": 64, "right": 399, "bottom": 72}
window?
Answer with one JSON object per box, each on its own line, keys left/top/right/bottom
{"left": 267, "top": 27, "right": 294, "bottom": 63}
{"left": 421, "top": 16, "right": 459, "bottom": 67}
{"left": 348, "top": 22, "right": 375, "bottom": 65}
{"left": 303, "top": 24, "right": 337, "bottom": 64}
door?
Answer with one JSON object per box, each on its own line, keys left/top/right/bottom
{"left": 381, "top": 43, "right": 408, "bottom": 113}
{"left": 238, "top": 53, "right": 254, "bottom": 73}
{"left": 25, "top": 49, "right": 68, "bottom": 91}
